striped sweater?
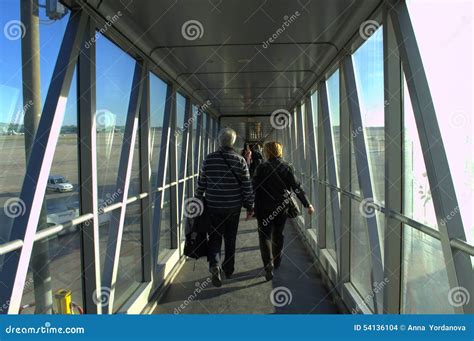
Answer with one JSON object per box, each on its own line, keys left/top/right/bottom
{"left": 195, "top": 147, "right": 254, "bottom": 210}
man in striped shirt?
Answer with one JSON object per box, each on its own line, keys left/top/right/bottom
{"left": 195, "top": 128, "right": 254, "bottom": 287}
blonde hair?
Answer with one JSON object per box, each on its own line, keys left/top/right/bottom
{"left": 263, "top": 141, "right": 283, "bottom": 159}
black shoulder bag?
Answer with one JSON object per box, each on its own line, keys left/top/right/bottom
{"left": 268, "top": 162, "right": 301, "bottom": 218}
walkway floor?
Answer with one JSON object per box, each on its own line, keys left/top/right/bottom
{"left": 154, "top": 213, "right": 339, "bottom": 314}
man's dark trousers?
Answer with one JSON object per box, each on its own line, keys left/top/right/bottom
{"left": 207, "top": 208, "right": 241, "bottom": 275}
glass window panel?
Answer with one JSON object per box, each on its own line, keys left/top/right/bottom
{"left": 351, "top": 141, "right": 361, "bottom": 196}
{"left": 350, "top": 199, "right": 374, "bottom": 311}
{"left": 324, "top": 183, "right": 336, "bottom": 260}
{"left": 0, "top": 6, "right": 82, "bottom": 313}
{"left": 326, "top": 70, "right": 340, "bottom": 184}
{"left": 113, "top": 132, "right": 143, "bottom": 311}
{"left": 310, "top": 92, "right": 319, "bottom": 166}
{"left": 149, "top": 73, "right": 167, "bottom": 190}
{"left": 114, "top": 200, "right": 142, "bottom": 312}
{"left": 407, "top": 0, "right": 473, "bottom": 245}
{"left": 176, "top": 93, "right": 186, "bottom": 177}
{"left": 96, "top": 34, "right": 135, "bottom": 204}
{"left": 158, "top": 189, "right": 172, "bottom": 262}
{"left": 96, "top": 34, "right": 137, "bottom": 302}
{"left": 403, "top": 76, "right": 438, "bottom": 230}
{"left": 20, "top": 70, "right": 82, "bottom": 314}
{"left": 402, "top": 227, "right": 455, "bottom": 313}
{"left": 352, "top": 27, "right": 385, "bottom": 204}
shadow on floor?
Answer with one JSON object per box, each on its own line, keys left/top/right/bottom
{"left": 154, "top": 213, "right": 340, "bottom": 314}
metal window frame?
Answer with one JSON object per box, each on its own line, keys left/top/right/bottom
{"left": 167, "top": 90, "right": 179, "bottom": 251}
{"left": 382, "top": 5, "right": 403, "bottom": 314}
{"left": 177, "top": 97, "right": 192, "bottom": 246}
{"left": 338, "top": 58, "right": 351, "bottom": 286}
{"left": 317, "top": 83, "right": 327, "bottom": 249}
{"left": 139, "top": 70, "right": 153, "bottom": 284}
{"left": 0, "top": 10, "right": 88, "bottom": 314}
{"left": 341, "top": 55, "right": 384, "bottom": 313}
{"left": 304, "top": 95, "right": 319, "bottom": 230}
{"left": 390, "top": 0, "right": 473, "bottom": 314}
{"left": 319, "top": 81, "right": 341, "bottom": 270}
{"left": 77, "top": 16, "right": 102, "bottom": 314}
{"left": 296, "top": 104, "right": 306, "bottom": 178}
{"left": 193, "top": 106, "right": 203, "bottom": 175}
{"left": 102, "top": 61, "right": 146, "bottom": 314}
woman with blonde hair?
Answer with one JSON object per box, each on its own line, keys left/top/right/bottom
{"left": 252, "top": 141, "right": 314, "bottom": 281}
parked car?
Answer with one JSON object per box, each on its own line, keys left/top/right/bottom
{"left": 47, "top": 175, "right": 74, "bottom": 192}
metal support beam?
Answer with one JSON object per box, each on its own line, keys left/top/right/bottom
{"left": 193, "top": 108, "right": 203, "bottom": 175}
{"left": 319, "top": 82, "right": 341, "bottom": 268}
{"left": 0, "top": 10, "right": 88, "bottom": 314}
{"left": 139, "top": 70, "right": 153, "bottom": 283}
{"left": 102, "top": 61, "right": 146, "bottom": 314}
{"left": 317, "top": 84, "right": 327, "bottom": 248}
{"left": 77, "top": 16, "right": 102, "bottom": 314}
{"left": 169, "top": 91, "right": 179, "bottom": 250}
{"left": 177, "top": 98, "right": 192, "bottom": 245}
{"left": 383, "top": 5, "right": 403, "bottom": 314}
{"left": 341, "top": 56, "right": 384, "bottom": 313}
{"left": 390, "top": 0, "right": 473, "bottom": 313}
{"left": 304, "top": 95, "right": 319, "bottom": 230}
{"left": 339, "top": 59, "right": 351, "bottom": 285}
